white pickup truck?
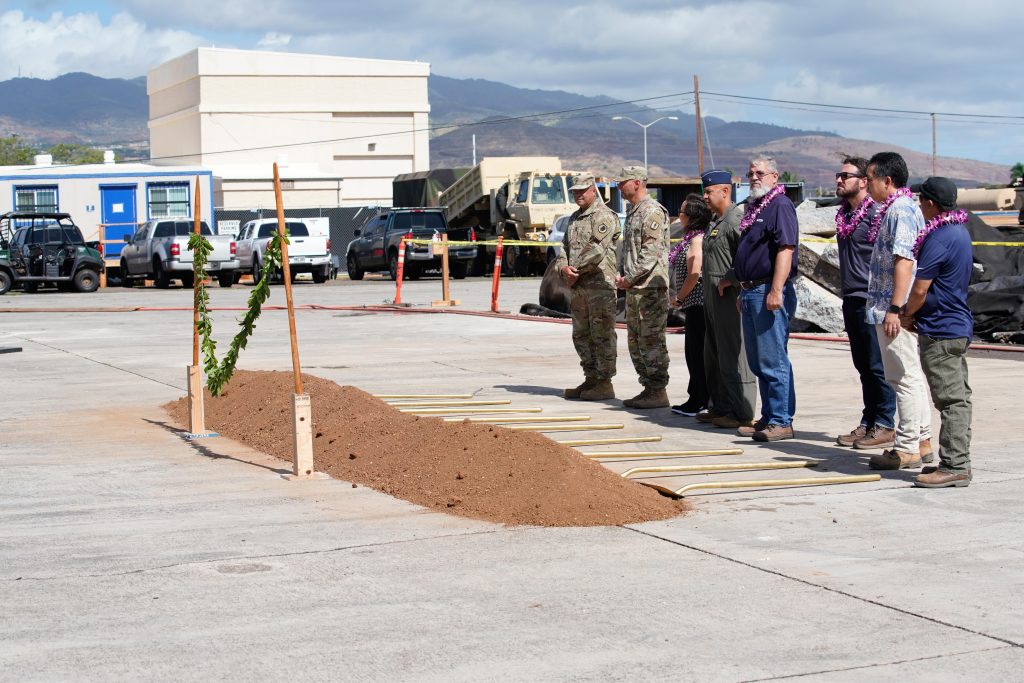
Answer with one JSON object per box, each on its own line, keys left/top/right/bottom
{"left": 119, "top": 218, "right": 240, "bottom": 288}
{"left": 235, "top": 218, "right": 332, "bottom": 284}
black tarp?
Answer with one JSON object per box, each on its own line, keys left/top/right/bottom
{"left": 966, "top": 212, "right": 1024, "bottom": 340}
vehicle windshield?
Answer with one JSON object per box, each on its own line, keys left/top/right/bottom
{"left": 531, "top": 176, "right": 567, "bottom": 205}
{"left": 174, "top": 222, "right": 212, "bottom": 236}
{"left": 391, "top": 212, "right": 446, "bottom": 233}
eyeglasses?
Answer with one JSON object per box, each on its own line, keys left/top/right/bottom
{"left": 746, "top": 170, "right": 777, "bottom": 180}
{"left": 835, "top": 172, "right": 864, "bottom": 181}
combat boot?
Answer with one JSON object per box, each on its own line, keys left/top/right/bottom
{"left": 563, "top": 378, "right": 596, "bottom": 399}
{"left": 579, "top": 380, "right": 614, "bottom": 401}
{"left": 624, "top": 387, "right": 670, "bottom": 409}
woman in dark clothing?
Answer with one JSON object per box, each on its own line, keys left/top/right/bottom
{"left": 670, "top": 194, "right": 712, "bottom": 415}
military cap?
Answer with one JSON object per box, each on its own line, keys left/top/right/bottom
{"left": 615, "top": 165, "right": 648, "bottom": 182}
{"left": 701, "top": 169, "right": 732, "bottom": 187}
{"left": 569, "top": 172, "right": 596, "bottom": 191}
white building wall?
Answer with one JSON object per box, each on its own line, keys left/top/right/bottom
{"left": 148, "top": 48, "right": 430, "bottom": 209}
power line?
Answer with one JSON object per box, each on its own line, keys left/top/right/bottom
{"left": 703, "top": 90, "right": 1024, "bottom": 120}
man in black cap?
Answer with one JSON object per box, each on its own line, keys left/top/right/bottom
{"left": 901, "top": 177, "right": 974, "bottom": 488}
{"left": 695, "top": 169, "right": 757, "bottom": 430}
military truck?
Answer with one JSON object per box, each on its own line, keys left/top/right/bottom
{"left": 439, "top": 157, "right": 587, "bottom": 276}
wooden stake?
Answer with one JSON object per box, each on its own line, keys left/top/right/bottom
{"left": 556, "top": 435, "right": 662, "bottom": 447}
{"left": 187, "top": 365, "right": 205, "bottom": 434}
{"left": 273, "top": 163, "right": 321, "bottom": 480}
{"left": 583, "top": 449, "right": 744, "bottom": 459}
{"left": 442, "top": 416, "right": 591, "bottom": 424}
{"left": 273, "top": 162, "right": 303, "bottom": 396}
{"left": 621, "top": 460, "right": 818, "bottom": 478}
{"left": 187, "top": 176, "right": 205, "bottom": 435}
{"left": 386, "top": 399, "right": 511, "bottom": 408}
{"left": 508, "top": 423, "right": 623, "bottom": 432}
{"left": 375, "top": 394, "right": 473, "bottom": 399}
{"left": 431, "top": 234, "right": 459, "bottom": 306}
{"left": 400, "top": 407, "right": 543, "bottom": 415}
{"left": 638, "top": 474, "right": 882, "bottom": 498}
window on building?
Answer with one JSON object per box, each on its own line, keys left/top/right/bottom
{"left": 148, "top": 183, "right": 190, "bottom": 218}
{"left": 15, "top": 186, "right": 58, "bottom": 213}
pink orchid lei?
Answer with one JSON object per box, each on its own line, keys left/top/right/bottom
{"left": 669, "top": 229, "right": 701, "bottom": 266}
{"left": 834, "top": 196, "right": 876, "bottom": 239}
{"left": 866, "top": 187, "right": 913, "bottom": 244}
{"left": 739, "top": 183, "right": 786, "bottom": 232}
{"left": 913, "top": 209, "right": 968, "bottom": 258}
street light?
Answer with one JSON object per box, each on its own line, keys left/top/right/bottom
{"left": 611, "top": 115, "right": 679, "bottom": 171}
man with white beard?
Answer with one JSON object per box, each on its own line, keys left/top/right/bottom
{"left": 731, "top": 157, "right": 799, "bottom": 442}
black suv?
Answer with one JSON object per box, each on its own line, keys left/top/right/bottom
{"left": 0, "top": 212, "right": 104, "bottom": 294}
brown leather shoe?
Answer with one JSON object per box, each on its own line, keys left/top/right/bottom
{"left": 752, "top": 423, "right": 794, "bottom": 442}
{"left": 915, "top": 469, "right": 971, "bottom": 488}
{"left": 836, "top": 425, "right": 868, "bottom": 447}
{"left": 580, "top": 380, "right": 614, "bottom": 401}
{"left": 712, "top": 415, "right": 745, "bottom": 429}
{"left": 737, "top": 419, "right": 768, "bottom": 437}
{"left": 920, "top": 439, "right": 935, "bottom": 464}
{"left": 853, "top": 425, "right": 896, "bottom": 450}
{"left": 869, "top": 449, "right": 922, "bottom": 470}
{"left": 563, "top": 378, "right": 596, "bottom": 399}
{"left": 695, "top": 410, "right": 723, "bottom": 424}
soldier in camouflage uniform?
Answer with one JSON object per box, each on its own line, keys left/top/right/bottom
{"left": 555, "top": 172, "right": 621, "bottom": 400}
{"left": 614, "top": 166, "right": 671, "bottom": 409}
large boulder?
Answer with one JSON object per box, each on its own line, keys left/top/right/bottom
{"left": 792, "top": 274, "right": 844, "bottom": 333}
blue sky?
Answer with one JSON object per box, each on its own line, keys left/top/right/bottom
{"left": 2, "top": 1, "right": 1021, "bottom": 169}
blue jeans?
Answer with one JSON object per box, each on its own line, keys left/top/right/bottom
{"left": 842, "top": 296, "right": 896, "bottom": 429}
{"left": 740, "top": 282, "right": 796, "bottom": 425}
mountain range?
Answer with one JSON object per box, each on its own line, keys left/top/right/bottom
{"left": 0, "top": 72, "right": 1009, "bottom": 189}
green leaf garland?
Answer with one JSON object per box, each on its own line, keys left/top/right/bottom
{"left": 188, "top": 231, "right": 288, "bottom": 396}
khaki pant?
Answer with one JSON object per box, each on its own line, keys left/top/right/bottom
{"left": 874, "top": 325, "right": 932, "bottom": 453}
{"left": 919, "top": 335, "right": 972, "bottom": 472}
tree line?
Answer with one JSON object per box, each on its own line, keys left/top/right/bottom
{"left": 0, "top": 135, "right": 106, "bottom": 165}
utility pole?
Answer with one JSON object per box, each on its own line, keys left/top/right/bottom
{"left": 931, "top": 113, "right": 937, "bottom": 176}
{"left": 694, "top": 75, "right": 704, "bottom": 175}
{"left": 472, "top": 134, "right": 477, "bottom": 167}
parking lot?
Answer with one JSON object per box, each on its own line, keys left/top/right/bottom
{"left": 2, "top": 276, "right": 1023, "bottom": 681}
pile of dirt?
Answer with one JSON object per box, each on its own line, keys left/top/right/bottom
{"left": 165, "top": 370, "right": 687, "bottom": 527}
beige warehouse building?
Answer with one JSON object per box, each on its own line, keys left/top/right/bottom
{"left": 148, "top": 47, "right": 431, "bottom": 210}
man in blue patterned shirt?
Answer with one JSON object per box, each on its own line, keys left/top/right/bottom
{"left": 864, "top": 152, "right": 933, "bottom": 471}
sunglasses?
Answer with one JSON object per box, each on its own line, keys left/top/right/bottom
{"left": 835, "top": 172, "right": 865, "bottom": 181}
{"left": 746, "top": 170, "right": 776, "bottom": 180}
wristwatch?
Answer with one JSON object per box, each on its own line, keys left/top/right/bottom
{"left": 887, "top": 303, "right": 905, "bottom": 315}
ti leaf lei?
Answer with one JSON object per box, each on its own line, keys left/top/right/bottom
{"left": 188, "top": 230, "right": 288, "bottom": 396}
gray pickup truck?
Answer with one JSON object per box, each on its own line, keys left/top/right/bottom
{"left": 119, "top": 218, "right": 240, "bottom": 288}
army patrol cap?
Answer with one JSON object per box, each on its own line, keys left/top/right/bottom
{"left": 615, "top": 165, "right": 648, "bottom": 182}
{"left": 569, "top": 172, "right": 597, "bottom": 191}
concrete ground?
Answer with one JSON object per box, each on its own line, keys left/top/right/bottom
{"left": 2, "top": 275, "right": 1022, "bottom": 682}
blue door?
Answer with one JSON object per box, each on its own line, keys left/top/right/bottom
{"left": 100, "top": 185, "right": 137, "bottom": 260}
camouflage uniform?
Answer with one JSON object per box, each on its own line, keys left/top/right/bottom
{"left": 621, "top": 196, "right": 671, "bottom": 389}
{"left": 554, "top": 199, "right": 621, "bottom": 381}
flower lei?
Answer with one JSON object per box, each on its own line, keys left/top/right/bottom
{"left": 913, "top": 209, "right": 968, "bottom": 258}
{"left": 668, "top": 229, "right": 701, "bottom": 266}
{"left": 834, "top": 196, "right": 876, "bottom": 240}
{"left": 866, "top": 187, "right": 913, "bottom": 244}
{"left": 739, "top": 183, "right": 786, "bottom": 232}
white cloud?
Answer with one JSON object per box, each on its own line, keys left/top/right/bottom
{"left": 0, "top": 9, "right": 208, "bottom": 80}
{"left": 256, "top": 32, "right": 292, "bottom": 49}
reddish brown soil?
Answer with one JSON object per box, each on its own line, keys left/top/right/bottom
{"left": 165, "top": 370, "right": 687, "bottom": 527}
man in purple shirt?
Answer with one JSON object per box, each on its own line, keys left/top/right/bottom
{"left": 834, "top": 156, "right": 897, "bottom": 450}
{"left": 902, "top": 177, "right": 974, "bottom": 488}
{"left": 732, "top": 156, "right": 798, "bottom": 442}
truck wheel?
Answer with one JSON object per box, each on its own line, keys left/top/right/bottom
{"left": 450, "top": 261, "right": 468, "bottom": 279}
{"left": 73, "top": 268, "right": 100, "bottom": 293}
{"left": 346, "top": 253, "right": 364, "bottom": 280}
{"left": 388, "top": 250, "right": 399, "bottom": 281}
{"left": 502, "top": 245, "right": 529, "bottom": 277}
{"left": 312, "top": 265, "right": 329, "bottom": 284}
{"left": 22, "top": 282, "right": 38, "bottom": 293}
{"left": 495, "top": 182, "right": 510, "bottom": 220}
{"left": 405, "top": 264, "right": 420, "bottom": 280}
{"left": 153, "top": 260, "right": 170, "bottom": 289}
{"left": 120, "top": 260, "right": 133, "bottom": 287}
{"left": 218, "top": 271, "right": 234, "bottom": 288}
{"left": 0, "top": 270, "right": 11, "bottom": 295}
{"left": 180, "top": 273, "right": 195, "bottom": 289}
{"left": 252, "top": 258, "right": 265, "bottom": 286}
